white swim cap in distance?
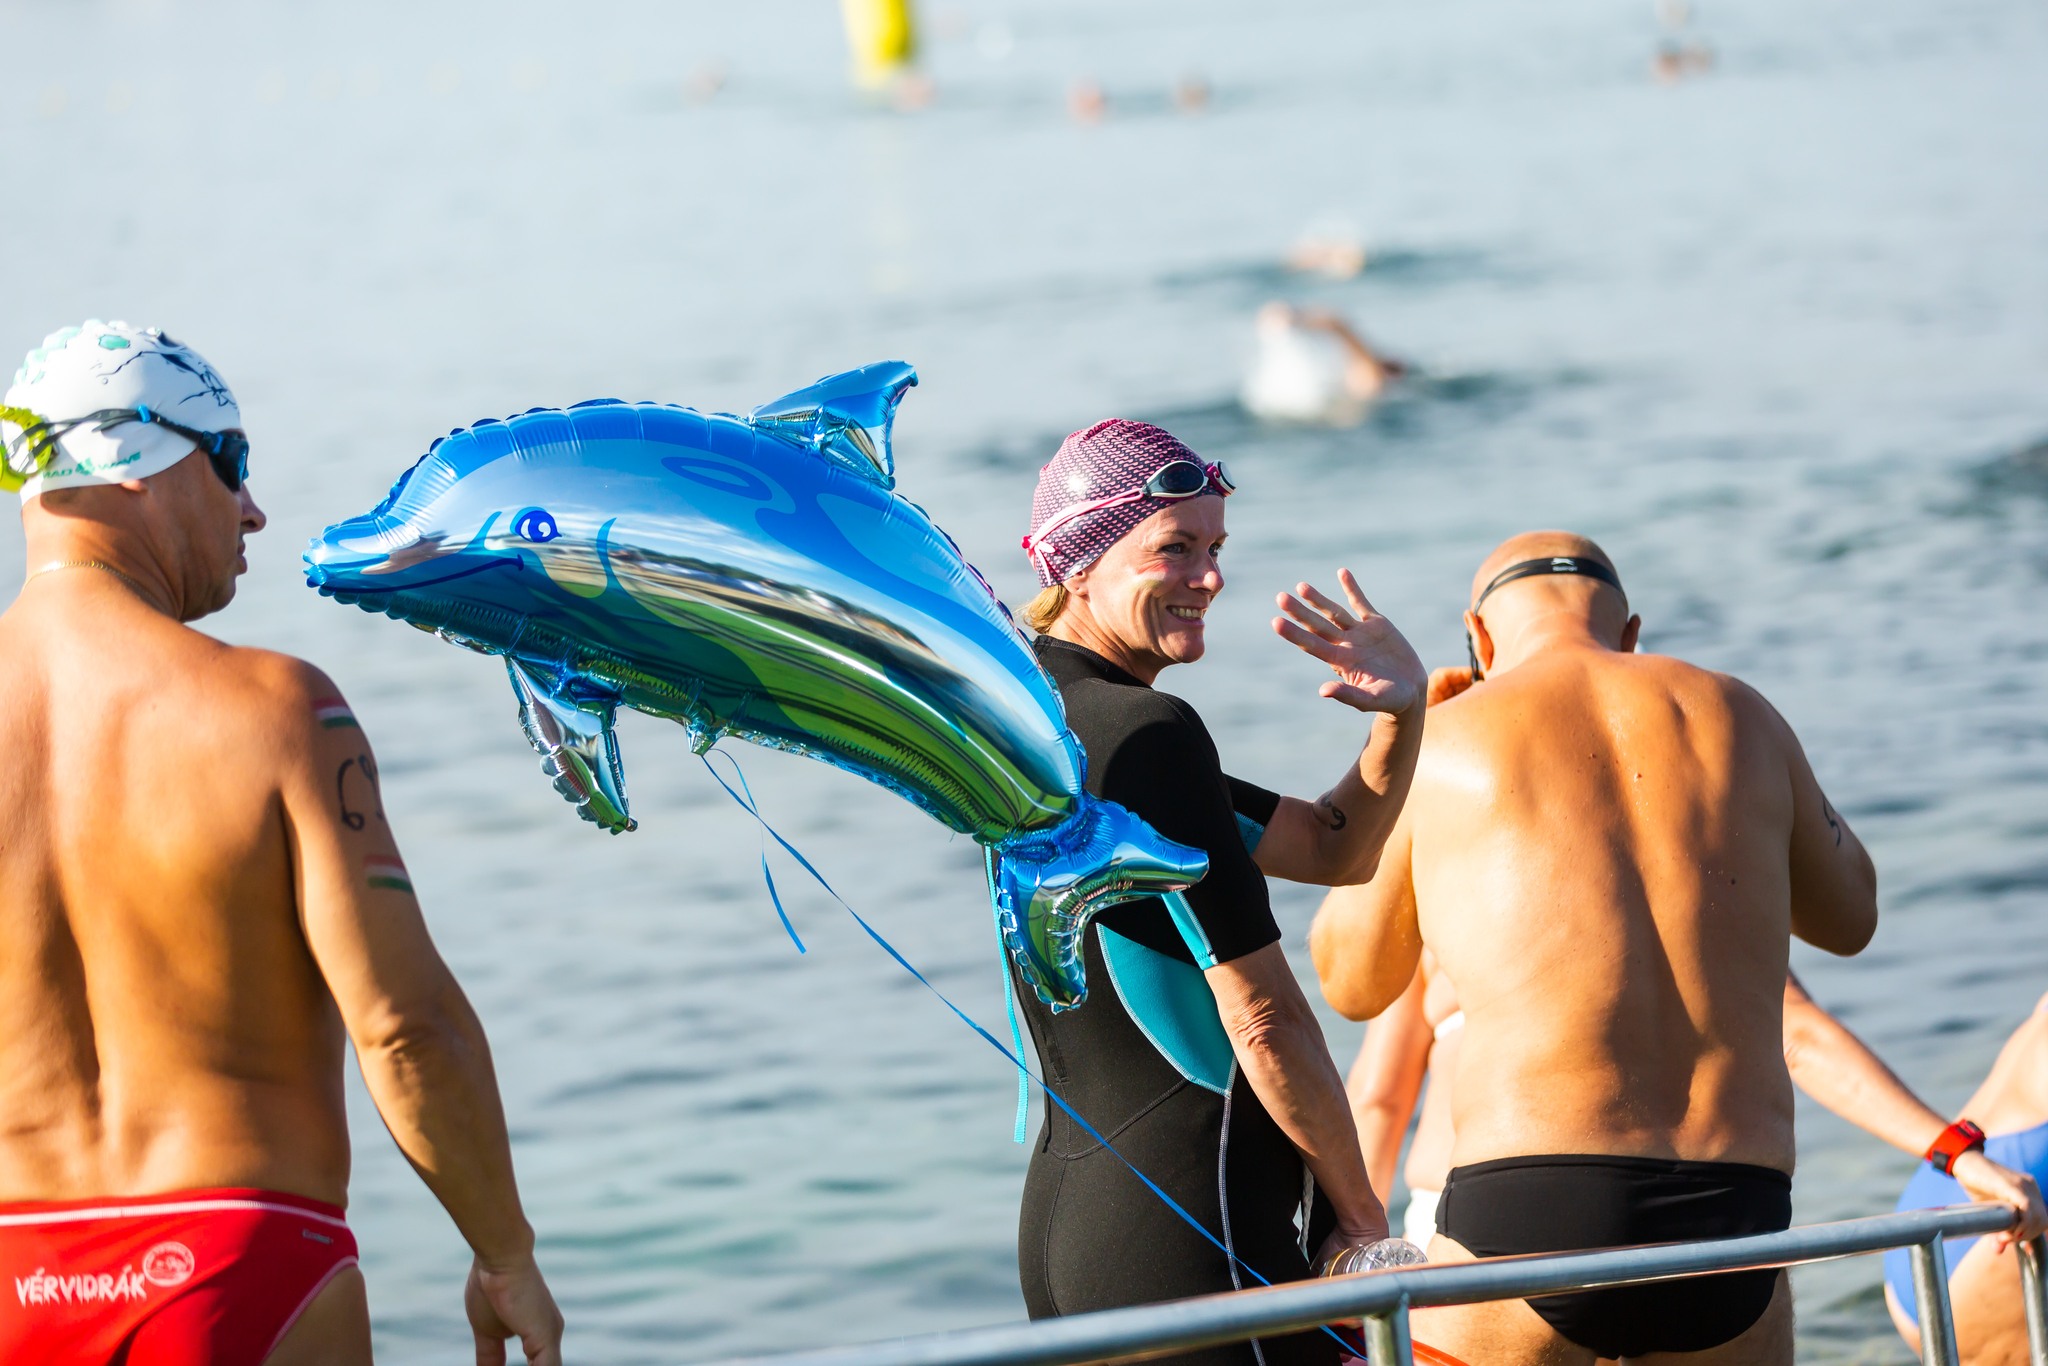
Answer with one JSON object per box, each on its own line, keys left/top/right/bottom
{"left": 2, "top": 320, "right": 240, "bottom": 501}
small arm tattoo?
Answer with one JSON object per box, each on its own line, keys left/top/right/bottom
{"left": 312, "top": 697, "right": 360, "bottom": 730}
{"left": 337, "top": 754, "right": 387, "bottom": 832}
{"left": 1823, "top": 799, "right": 1842, "bottom": 846}
{"left": 364, "top": 855, "right": 413, "bottom": 893}
{"left": 1315, "top": 795, "right": 1348, "bottom": 831}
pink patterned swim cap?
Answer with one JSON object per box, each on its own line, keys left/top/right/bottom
{"left": 1022, "top": 419, "right": 1224, "bottom": 587}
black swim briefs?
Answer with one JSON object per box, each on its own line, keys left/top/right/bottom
{"left": 1436, "top": 1154, "right": 1792, "bottom": 1359}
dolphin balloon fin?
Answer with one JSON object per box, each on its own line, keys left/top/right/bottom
{"left": 507, "top": 660, "right": 636, "bottom": 834}
{"left": 990, "top": 795, "right": 1210, "bottom": 1010}
{"left": 747, "top": 361, "right": 917, "bottom": 486}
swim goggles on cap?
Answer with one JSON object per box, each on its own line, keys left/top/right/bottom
{"left": 3, "top": 406, "right": 249, "bottom": 492}
{"left": 1021, "top": 459, "right": 1236, "bottom": 578}
{"left": 1465, "top": 555, "right": 1625, "bottom": 679}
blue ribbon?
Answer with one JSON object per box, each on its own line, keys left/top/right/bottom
{"left": 986, "top": 848, "right": 1031, "bottom": 1145}
{"left": 699, "top": 752, "right": 1355, "bottom": 1352}
{"left": 703, "top": 751, "right": 804, "bottom": 954}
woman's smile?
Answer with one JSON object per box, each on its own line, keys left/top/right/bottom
{"left": 1049, "top": 497, "right": 1230, "bottom": 683}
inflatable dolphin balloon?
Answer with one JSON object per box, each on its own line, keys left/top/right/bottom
{"left": 303, "top": 362, "right": 1206, "bottom": 1007}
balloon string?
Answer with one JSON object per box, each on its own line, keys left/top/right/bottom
{"left": 698, "top": 752, "right": 1354, "bottom": 1352}
{"left": 703, "top": 751, "right": 805, "bottom": 954}
{"left": 985, "top": 847, "right": 1031, "bottom": 1145}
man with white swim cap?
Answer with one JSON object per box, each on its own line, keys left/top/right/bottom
{"left": 1311, "top": 530, "right": 1883, "bottom": 1366}
{"left": 0, "top": 321, "right": 563, "bottom": 1365}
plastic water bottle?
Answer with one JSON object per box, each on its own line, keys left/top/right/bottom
{"left": 1322, "top": 1237, "right": 1429, "bottom": 1277}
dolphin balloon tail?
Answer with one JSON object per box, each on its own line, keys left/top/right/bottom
{"left": 989, "top": 795, "right": 1210, "bottom": 1011}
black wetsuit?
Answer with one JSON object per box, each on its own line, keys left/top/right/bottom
{"left": 1015, "top": 638, "right": 1337, "bottom": 1366}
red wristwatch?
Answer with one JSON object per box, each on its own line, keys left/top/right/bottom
{"left": 1926, "top": 1119, "right": 1987, "bottom": 1175}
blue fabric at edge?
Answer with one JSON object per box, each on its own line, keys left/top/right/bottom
{"left": 1884, "top": 1119, "right": 2048, "bottom": 1323}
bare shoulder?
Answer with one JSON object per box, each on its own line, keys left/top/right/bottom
{"left": 2010, "top": 996, "right": 2048, "bottom": 1056}
{"left": 1414, "top": 676, "right": 1493, "bottom": 737}
{"left": 1638, "top": 654, "right": 1795, "bottom": 736}
{"left": 185, "top": 642, "right": 357, "bottom": 758}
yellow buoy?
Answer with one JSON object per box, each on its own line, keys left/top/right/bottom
{"left": 841, "top": 0, "right": 918, "bottom": 90}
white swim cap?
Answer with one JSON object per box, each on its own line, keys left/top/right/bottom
{"left": 2, "top": 320, "right": 240, "bottom": 501}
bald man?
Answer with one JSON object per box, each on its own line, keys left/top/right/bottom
{"left": 1310, "top": 532, "right": 1878, "bottom": 1366}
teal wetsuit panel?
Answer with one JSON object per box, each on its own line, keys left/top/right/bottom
{"left": 1235, "top": 812, "right": 1268, "bottom": 859}
{"left": 1097, "top": 814, "right": 1265, "bottom": 1096}
{"left": 1099, "top": 924, "right": 1236, "bottom": 1095}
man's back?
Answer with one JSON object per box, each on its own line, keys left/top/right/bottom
{"left": 1312, "top": 532, "right": 1876, "bottom": 1363}
{"left": 0, "top": 581, "right": 351, "bottom": 1205}
{"left": 1410, "top": 645, "right": 1799, "bottom": 1169}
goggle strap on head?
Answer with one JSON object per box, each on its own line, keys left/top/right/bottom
{"left": 0, "top": 406, "right": 54, "bottom": 491}
{"left": 1471, "top": 556, "right": 1624, "bottom": 612}
{"left": 2, "top": 406, "right": 246, "bottom": 492}
{"left": 1465, "top": 555, "right": 1624, "bottom": 682}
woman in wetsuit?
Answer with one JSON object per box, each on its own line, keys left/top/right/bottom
{"left": 1011, "top": 419, "right": 1428, "bottom": 1366}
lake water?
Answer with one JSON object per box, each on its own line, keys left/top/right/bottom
{"left": 4, "top": 0, "right": 2046, "bottom": 1360}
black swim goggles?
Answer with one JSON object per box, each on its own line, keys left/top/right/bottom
{"left": 1465, "top": 555, "right": 1626, "bottom": 679}
{"left": 3, "top": 406, "right": 249, "bottom": 492}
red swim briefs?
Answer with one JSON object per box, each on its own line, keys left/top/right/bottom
{"left": 0, "top": 1186, "right": 358, "bottom": 1365}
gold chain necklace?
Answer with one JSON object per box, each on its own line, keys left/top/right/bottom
{"left": 27, "top": 559, "right": 156, "bottom": 599}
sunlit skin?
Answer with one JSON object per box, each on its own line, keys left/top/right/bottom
{"left": 1043, "top": 493, "right": 1432, "bottom": 1265}
{"left": 1348, "top": 967, "right": 2044, "bottom": 1283}
{"left": 23, "top": 439, "right": 264, "bottom": 621}
{"left": 0, "top": 446, "right": 563, "bottom": 1366}
{"left": 1888, "top": 996, "right": 2048, "bottom": 1366}
{"left": 1052, "top": 497, "right": 1227, "bottom": 684}
{"left": 1310, "top": 529, "right": 1886, "bottom": 1366}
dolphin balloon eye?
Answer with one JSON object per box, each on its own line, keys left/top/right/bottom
{"left": 515, "top": 508, "right": 560, "bottom": 543}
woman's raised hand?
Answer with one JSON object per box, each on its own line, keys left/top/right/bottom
{"left": 1272, "top": 569, "right": 1426, "bottom": 716}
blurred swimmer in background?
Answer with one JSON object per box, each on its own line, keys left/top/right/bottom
{"left": 1284, "top": 219, "right": 1368, "bottom": 279}
{"left": 1241, "top": 303, "right": 1409, "bottom": 426}
{"left": 1651, "top": 0, "right": 1716, "bottom": 83}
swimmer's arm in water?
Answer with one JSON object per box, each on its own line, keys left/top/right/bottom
{"left": 1347, "top": 965, "right": 1433, "bottom": 1196}
{"left": 1769, "top": 691, "right": 1878, "bottom": 955}
{"left": 1309, "top": 815, "right": 1424, "bottom": 1021}
{"left": 1292, "top": 307, "right": 1411, "bottom": 386}
{"left": 1207, "top": 942, "right": 1390, "bottom": 1259}
{"left": 1784, "top": 972, "right": 2047, "bottom": 1246}
{"left": 1261, "top": 570, "right": 1427, "bottom": 886}
{"left": 273, "top": 663, "right": 564, "bottom": 1366}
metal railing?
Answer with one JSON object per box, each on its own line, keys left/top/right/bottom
{"left": 725, "top": 1203, "right": 2048, "bottom": 1366}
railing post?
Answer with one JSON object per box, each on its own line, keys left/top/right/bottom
{"left": 1362, "top": 1300, "right": 1415, "bottom": 1366}
{"left": 2019, "top": 1234, "right": 2048, "bottom": 1366}
{"left": 1910, "top": 1236, "right": 1961, "bottom": 1366}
